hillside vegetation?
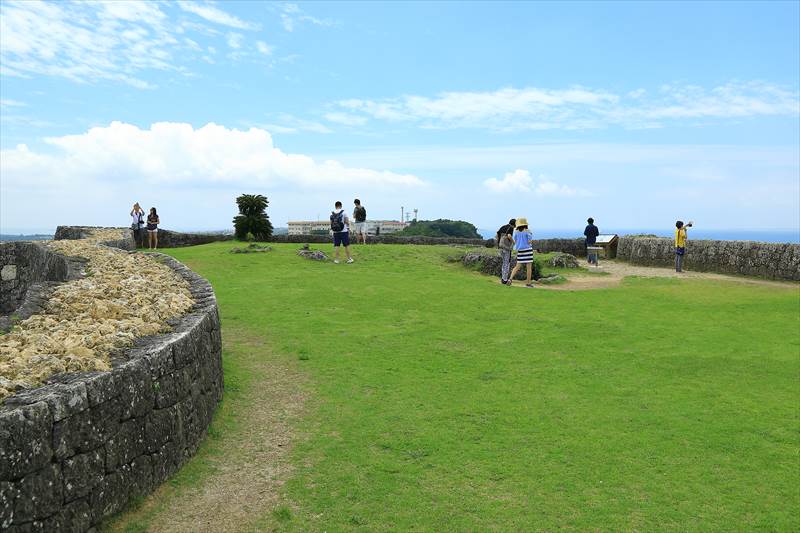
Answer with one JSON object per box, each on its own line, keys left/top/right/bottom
{"left": 397, "top": 219, "right": 482, "bottom": 239}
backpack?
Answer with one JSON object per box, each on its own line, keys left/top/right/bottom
{"left": 355, "top": 206, "right": 367, "bottom": 222}
{"left": 330, "top": 211, "right": 345, "bottom": 232}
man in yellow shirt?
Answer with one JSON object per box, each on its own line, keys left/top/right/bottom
{"left": 675, "top": 220, "right": 693, "bottom": 272}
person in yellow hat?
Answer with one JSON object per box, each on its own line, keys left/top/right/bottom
{"left": 508, "top": 217, "right": 535, "bottom": 287}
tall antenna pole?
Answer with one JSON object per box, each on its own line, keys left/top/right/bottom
{"left": 401, "top": 206, "right": 404, "bottom": 223}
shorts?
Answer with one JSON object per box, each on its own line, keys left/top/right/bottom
{"left": 333, "top": 231, "right": 350, "bottom": 247}
{"left": 354, "top": 222, "right": 367, "bottom": 235}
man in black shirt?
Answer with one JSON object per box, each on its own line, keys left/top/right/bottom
{"left": 584, "top": 217, "right": 600, "bottom": 265}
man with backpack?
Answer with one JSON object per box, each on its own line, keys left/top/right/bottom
{"left": 353, "top": 198, "right": 368, "bottom": 244}
{"left": 330, "top": 201, "right": 354, "bottom": 264}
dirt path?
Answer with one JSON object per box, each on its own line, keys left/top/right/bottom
{"left": 107, "top": 333, "right": 307, "bottom": 533}
{"left": 515, "top": 260, "right": 798, "bottom": 291}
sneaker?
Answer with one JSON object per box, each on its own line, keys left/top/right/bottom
{"left": 333, "top": 260, "right": 340, "bottom": 264}
{"left": 346, "top": 258, "right": 354, "bottom": 264}
{"left": 525, "top": 283, "right": 535, "bottom": 288}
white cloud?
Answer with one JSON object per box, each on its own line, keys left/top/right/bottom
{"left": 0, "top": 122, "right": 424, "bottom": 191}
{"left": 256, "top": 41, "right": 274, "bottom": 56}
{"left": 176, "top": 1, "right": 259, "bottom": 30}
{"left": 226, "top": 32, "right": 243, "bottom": 49}
{"left": 484, "top": 169, "right": 584, "bottom": 196}
{"left": 279, "top": 2, "right": 334, "bottom": 32}
{"left": 0, "top": 99, "right": 27, "bottom": 108}
{"left": 333, "top": 82, "right": 800, "bottom": 131}
{"left": 0, "top": 0, "right": 268, "bottom": 88}
{"left": 0, "top": 0, "right": 178, "bottom": 87}
{"left": 249, "top": 113, "right": 333, "bottom": 134}
{"left": 324, "top": 112, "right": 368, "bottom": 126}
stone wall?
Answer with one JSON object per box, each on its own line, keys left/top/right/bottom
{"left": 54, "top": 226, "right": 135, "bottom": 251}
{"left": 617, "top": 236, "right": 800, "bottom": 281}
{"left": 0, "top": 253, "right": 223, "bottom": 531}
{"left": 134, "top": 229, "right": 234, "bottom": 249}
{"left": 0, "top": 243, "right": 90, "bottom": 333}
{"left": 55, "top": 226, "right": 233, "bottom": 249}
{"left": 532, "top": 238, "right": 587, "bottom": 257}
{"left": 0, "top": 242, "right": 72, "bottom": 315}
{"left": 270, "top": 234, "right": 493, "bottom": 247}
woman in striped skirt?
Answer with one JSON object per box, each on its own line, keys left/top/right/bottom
{"left": 508, "top": 218, "right": 535, "bottom": 288}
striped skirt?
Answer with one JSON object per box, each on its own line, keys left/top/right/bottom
{"left": 515, "top": 247, "right": 534, "bottom": 264}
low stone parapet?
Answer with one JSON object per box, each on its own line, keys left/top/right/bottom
{"left": 616, "top": 236, "right": 800, "bottom": 281}
{"left": 0, "top": 251, "right": 223, "bottom": 531}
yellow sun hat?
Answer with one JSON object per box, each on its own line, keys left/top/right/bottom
{"left": 515, "top": 217, "right": 528, "bottom": 228}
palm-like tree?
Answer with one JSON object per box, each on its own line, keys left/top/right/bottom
{"left": 233, "top": 194, "right": 273, "bottom": 241}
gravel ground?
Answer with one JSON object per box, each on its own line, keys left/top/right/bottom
{"left": 0, "top": 229, "right": 194, "bottom": 401}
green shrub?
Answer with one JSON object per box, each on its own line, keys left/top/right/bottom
{"left": 233, "top": 194, "right": 273, "bottom": 241}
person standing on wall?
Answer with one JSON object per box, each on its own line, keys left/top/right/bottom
{"left": 584, "top": 217, "right": 600, "bottom": 266}
{"left": 130, "top": 203, "right": 145, "bottom": 248}
{"left": 330, "top": 201, "right": 354, "bottom": 264}
{"left": 496, "top": 218, "right": 516, "bottom": 285}
{"left": 353, "top": 198, "right": 368, "bottom": 244}
{"left": 147, "top": 207, "right": 160, "bottom": 250}
{"left": 674, "top": 220, "right": 693, "bottom": 272}
{"left": 508, "top": 218, "right": 535, "bottom": 288}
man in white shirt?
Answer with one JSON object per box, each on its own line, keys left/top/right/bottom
{"left": 330, "top": 201, "right": 354, "bottom": 264}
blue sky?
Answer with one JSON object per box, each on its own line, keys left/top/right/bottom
{"left": 1, "top": 0, "right": 799, "bottom": 234}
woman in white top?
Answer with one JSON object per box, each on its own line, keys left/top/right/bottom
{"left": 130, "top": 203, "right": 145, "bottom": 248}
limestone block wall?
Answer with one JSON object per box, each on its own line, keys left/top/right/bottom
{"left": 0, "top": 255, "right": 223, "bottom": 532}
{"left": 54, "top": 226, "right": 135, "bottom": 251}
{"left": 270, "top": 234, "right": 493, "bottom": 247}
{"left": 616, "top": 236, "right": 800, "bottom": 281}
{"left": 532, "top": 238, "right": 587, "bottom": 257}
{"left": 0, "top": 242, "right": 71, "bottom": 315}
{"left": 149, "top": 229, "right": 234, "bottom": 248}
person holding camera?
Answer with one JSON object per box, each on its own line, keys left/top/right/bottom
{"left": 675, "top": 220, "right": 693, "bottom": 272}
{"left": 130, "top": 202, "right": 145, "bottom": 248}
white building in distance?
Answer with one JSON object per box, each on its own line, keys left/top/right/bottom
{"left": 288, "top": 220, "right": 408, "bottom": 236}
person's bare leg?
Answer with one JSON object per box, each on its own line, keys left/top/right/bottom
{"left": 508, "top": 263, "right": 520, "bottom": 284}
{"left": 345, "top": 245, "right": 352, "bottom": 261}
{"left": 153, "top": 232, "right": 158, "bottom": 250}
{"left": 526, "top": 264, "right": 532, "bottom": 285}
{"left": 334, "top": 246, "right": 340, "bottom": 262}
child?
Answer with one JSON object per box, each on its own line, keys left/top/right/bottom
{"left": 674, "top": 220, "right": 693, "bottom": 272}
{"left": 508, "top": 218, "right": 535, "bottom": 288}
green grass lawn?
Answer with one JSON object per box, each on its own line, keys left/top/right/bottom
{"left": 159, "top": 242, "right": 798, "bottom": 531}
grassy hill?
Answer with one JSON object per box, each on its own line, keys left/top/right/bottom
{"left": 110, "top": 242, "right": 800, "bottom": 532}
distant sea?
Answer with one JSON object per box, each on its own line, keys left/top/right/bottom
{"left": 478, "top": 228, "right": 800, "bottom": 244}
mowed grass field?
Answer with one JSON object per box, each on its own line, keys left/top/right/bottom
{"left": 138, "top": 242, "right": 798, "bottom": 531}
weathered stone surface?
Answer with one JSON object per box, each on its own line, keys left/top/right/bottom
{"left": 547, "top": 252, "right": 579, "bottom": 268}
{"left": 1, "top": 480, "right": 20, "bottom": 528}
{"left": 297, "top": 248, "right": 328, "bottom": 261}
{"left": 83, "top": 372, "right": 116, "bottom": 406}
{"left": 14, "top": 464, "right": 62, "bottom": 523}
{"left": 461, "top": 251, "right": 542, "bottom": 280}
{"left": 1, "top": 239, "right": 223, "bottom": 533}
{"left": 105, "top": 417, "right": 146, "bottom": 471}
{"left": 116, "top": 359, "right": 154, "bottom": 420}
{"left": 0, "top": 401, "right": 52, "bottom": 480}
{"left": 89, "top": 471, "right": 128, "bottom": 523}
{"left": 62, "top": 449, "right": 105, "bottom": 502}
{"left": 1, "top": 264, "right": 17, "bottom": 281}
{"left": 0, "top": 241, "right": 74, "bottom": 321}
{"left": 617, "top": 236, "right": 800, "bottom": 281}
